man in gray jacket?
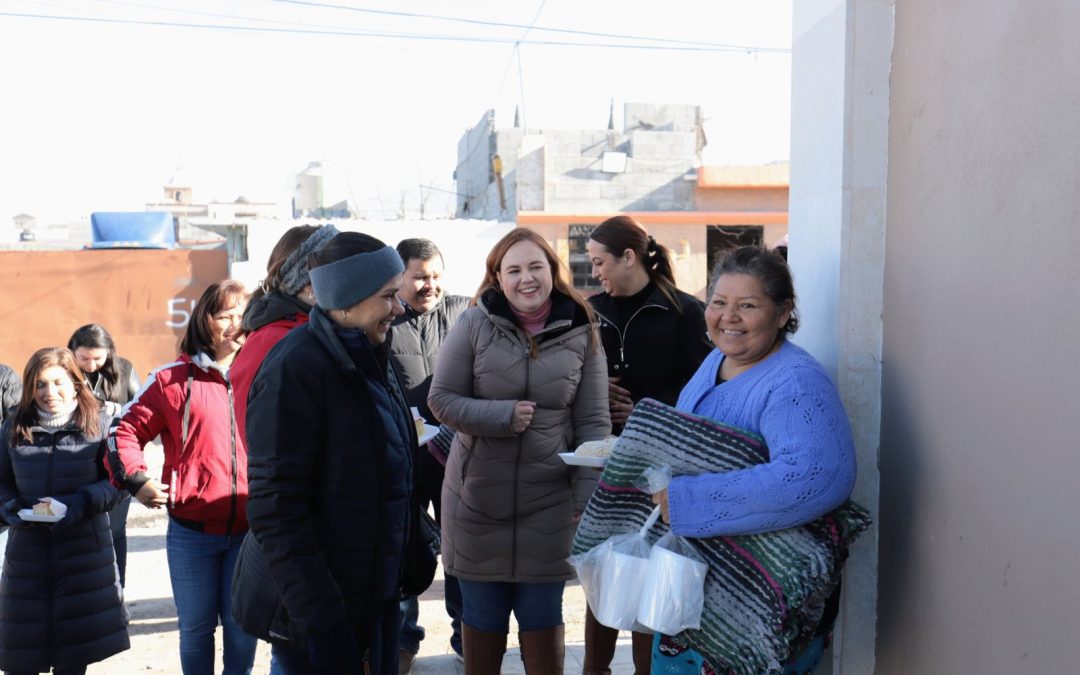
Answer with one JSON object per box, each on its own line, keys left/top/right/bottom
{"left": 390, "top": 239, "right": 469, "bottom": 671}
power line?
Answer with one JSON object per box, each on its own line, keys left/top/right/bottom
{"left": 496, "top": 0, "right": 545, "bottom": 130}
{"left": 0, "top": 11, "right": 791, "bottom": 52}
{"left": 82, "top": 0, "right": 386, "bottom": 32}
{"left": 265, "top": 0, "right": 789, "bottom": 53}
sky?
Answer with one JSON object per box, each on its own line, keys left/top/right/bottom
{"left": 0, "top": 0, "right": 792, "bottom": 223}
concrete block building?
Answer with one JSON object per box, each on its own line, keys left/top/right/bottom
{"left": 454, "top": 103, "right": 788, "bottom": 297}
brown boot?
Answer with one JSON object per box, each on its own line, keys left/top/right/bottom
{"left": 630, "top": 631, "right": 653, "bottom": 674}
{"left": 519, "top": 624, "right": 565, "bottom": 675}
{"left": 463, "top": 624, "right": 508, "bottom": 675}
{"left": 582, "top": 607, "right": 616, "bottom": 675}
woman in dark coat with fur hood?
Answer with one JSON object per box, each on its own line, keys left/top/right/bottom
{"left": 0, "top": 347, "right": 128, "bottom": 674}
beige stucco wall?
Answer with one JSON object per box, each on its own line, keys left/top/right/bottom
{"left": 877, "top": 2, "right": 1080, "bottom": 673}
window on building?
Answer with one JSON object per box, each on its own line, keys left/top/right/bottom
{"left": 568, "top": 224, "right": 601, "bottom": 293}
{"left": 706, "top": 225, "right": 764, "bottom": 286}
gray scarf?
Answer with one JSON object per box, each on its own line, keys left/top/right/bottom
{"left": 279, "top": 224, "right": 340, "bottom": 295}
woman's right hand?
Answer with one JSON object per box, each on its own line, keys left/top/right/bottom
{"left": 511, "top": 400, "right": 537, "bottom": 434}
{"left": 134, "top": 479, "right": 169, "bottom": 509}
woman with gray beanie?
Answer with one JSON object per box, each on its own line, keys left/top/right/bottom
{"left": 233, "top": 231, "right": 430, "bottom": 674}
{"left": 231, "top": 223, "right": 338, "bottom": 449}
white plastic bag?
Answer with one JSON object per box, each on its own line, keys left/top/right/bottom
{"left": 636, "top": 530, "right": 708, "bottom": 634}
{"left": 568, "top": 539, "right": 606, "bottom": 615}
{"left": 571, "top": 505, "right": 662, "bottom": 631}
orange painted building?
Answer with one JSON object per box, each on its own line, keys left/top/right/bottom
{"left": 518, "top": 162, "right": 789, "bottom": 299}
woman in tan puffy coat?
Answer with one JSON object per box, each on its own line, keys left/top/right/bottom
{"left": 428, "top": 228, "right": 610, "bottom": 675}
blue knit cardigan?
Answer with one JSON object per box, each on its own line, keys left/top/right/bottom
{"left": 668, "top": 339, "right": 857, "bottom": 537}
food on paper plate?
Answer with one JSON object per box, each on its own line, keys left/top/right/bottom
{"left": 410, "top": 407, "right": 426, "bottom": 438}
{"left": 32, "top": 501, "right": 54, "bottom": 516}
{"left": 574, "top": 437, "right": 618, "bottom": 459}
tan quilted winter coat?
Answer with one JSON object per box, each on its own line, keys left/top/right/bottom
{"left": 428, "top": 290, "right": 611, "bottom": 583}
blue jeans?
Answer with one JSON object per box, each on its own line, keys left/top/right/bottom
{"left": 458, "top": 579, "right": 565, "bottom": 633}
{"left": 166, "top": 520, "right": 257, "bottom": 675}
{"left": 398, "top": 594, "right": 424, "bottom": 654}
{"left": 399, "top": 572, "right": 463, "bottom": 655}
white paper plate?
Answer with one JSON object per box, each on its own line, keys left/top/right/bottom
{"left": 417, "top": 423, "right": 439, "bottom": 445}
{"left": 18, "top": 509, "right": 63, "bottom": 523}
{"left": 558, "top": 452, "right": 607, "bottom": 468}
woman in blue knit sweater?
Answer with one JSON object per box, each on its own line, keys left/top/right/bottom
{"left": 651, "top": 246, "right": 857, "bottom": 674}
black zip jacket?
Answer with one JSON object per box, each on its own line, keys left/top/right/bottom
{"left": 589, "top": 283, "right": 713, "bottom": 409}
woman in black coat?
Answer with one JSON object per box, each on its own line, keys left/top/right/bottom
{"left": 67, "top": 323, "right": 140, "bottom": 589}
{"left": 0, "top": 347, "right": 128, "bottom": 675}
{"left": 583, "top": 215, "right": 713, "bottom": 675}
{"left": 232, "top": 232, "right": 430, "bottom": 675}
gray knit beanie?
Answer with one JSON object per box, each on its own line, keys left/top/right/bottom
{"left": 309, "top": 246, "right": 404, "bottom": 310}
{"left": 279, "top": 224, "right": 339, "bottom": 295}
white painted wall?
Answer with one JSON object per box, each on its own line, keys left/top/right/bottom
{"left": 233, "top": 219, "right": 514, "bottom": 300}
{"left": 789, "top": 1, "right": 893, "bottom": 673}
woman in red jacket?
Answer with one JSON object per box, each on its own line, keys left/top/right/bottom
{"left": 231, "top": 223, "right": 337, "bottom": 447}
{"left": 107, "top": 279, "right": 256, "bottom": 675}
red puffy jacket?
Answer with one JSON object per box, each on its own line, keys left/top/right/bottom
{"left": 106, "top": 352, "right": 247, "bottom": 535}
{"left": 231, "top": 312, "right": 307, "bottom": 448}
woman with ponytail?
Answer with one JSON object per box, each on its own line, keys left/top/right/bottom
{"left": 582, "top": 215, "right": 713, "bottom": 675}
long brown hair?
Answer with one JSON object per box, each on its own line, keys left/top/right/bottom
{"left": 10, "top": 348, "right": 101, "bottom": 444}
{"left": 474, "top": 228, "right": 598, "bottom": 354}
{"left": 590, "top": 215, "right": 683, "bottom": 310}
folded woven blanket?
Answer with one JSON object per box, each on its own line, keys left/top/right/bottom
{"left": 426, "top": 424, "right": 456, "bottom": 467}
{"left": 572, "top": 398, "right": 872, "bottom": 675}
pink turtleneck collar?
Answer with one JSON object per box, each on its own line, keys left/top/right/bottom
{"left": 510, "top": 297, "right": 553, "bottom": 336}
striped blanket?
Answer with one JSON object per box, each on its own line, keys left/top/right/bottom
{"left": 572, "top": 399, "right": 871, "bottom": 675}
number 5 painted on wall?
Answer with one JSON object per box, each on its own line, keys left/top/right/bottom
{"left": 166, "top": 298, "right": 198, "bottom": 328}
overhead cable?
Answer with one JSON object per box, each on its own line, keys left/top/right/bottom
{"left": 0, "top": 12, "right": 791, "bottom": 53}
{"left": 264, "top": 0, "right": 790, "bottom": 52}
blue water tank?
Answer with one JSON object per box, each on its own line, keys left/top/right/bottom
{"left": 90, "top": 212, "right": 176, "bottom": 249}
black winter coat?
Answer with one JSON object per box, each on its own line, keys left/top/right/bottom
{"left": 0, "top": 411, "right": 128, "bottom": 672}
{"left": 390, "top": 294, "right": 469, "bottom": 424}
{"left": 85, "top": 356, "right": 140, "bottom": 408}
{"left": 390, "top": 295, "right": 469, "bottom": 501}
{"left": 231, "top": 307, "right": 420, "bottom": 650}
{"left": 589, "top": 284, "right": 713, "bottom": 409}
